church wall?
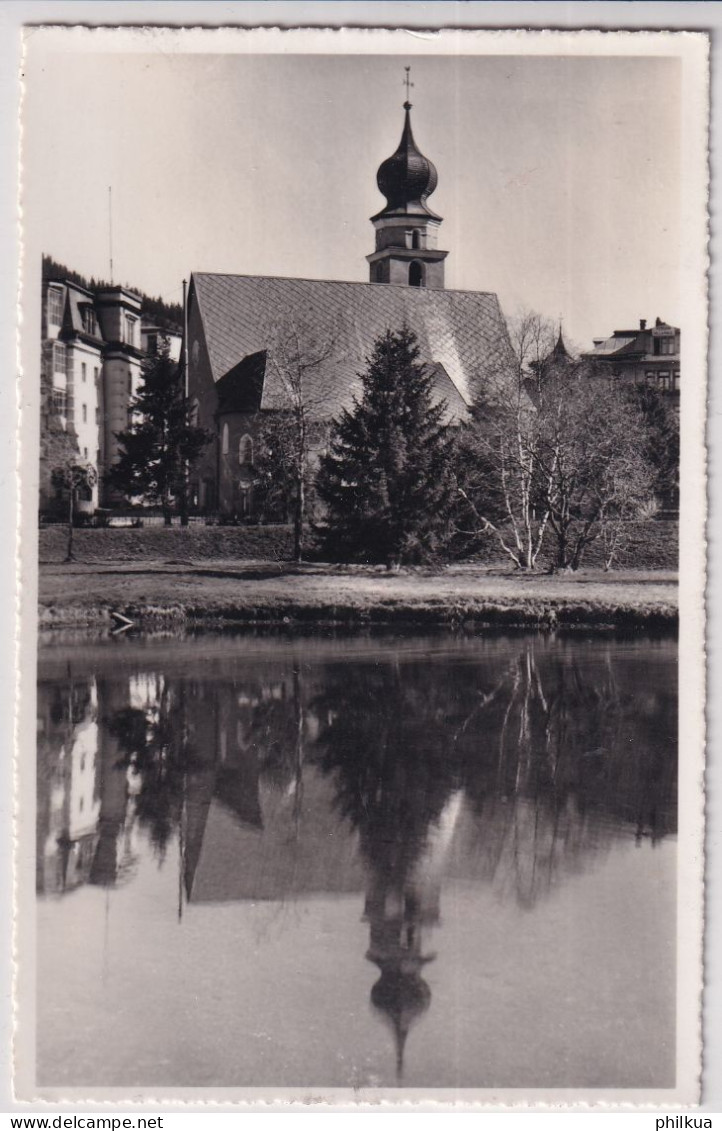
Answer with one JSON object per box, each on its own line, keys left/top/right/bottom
{"left": 217, "top": 411, "right": 257, "bottom": 518}
{"left": 216, "top": 410, "right": 331, "bottom": 520}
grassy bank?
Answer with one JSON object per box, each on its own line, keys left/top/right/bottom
{"left": 39, "top": 560, "right": 678, "bottom": 630}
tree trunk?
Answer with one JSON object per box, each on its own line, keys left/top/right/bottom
{"left": 556, "top": 530, "right": 567, "bottom": 571}
{"left": 66, "top": 487, "right": 75, "bottom": 562}
{"left": 570, "top": 544, "right": 584, "bottom": 571}
{"left": 178, "top": 459, "right": 189, "bottom": 527}
{"left": 523, "top": 537, "right": 534, "bottom": 571}
{"left": 294, "top": 475, "right": 304, "bottom": 563}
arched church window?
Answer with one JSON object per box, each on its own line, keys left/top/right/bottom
{"left": 239, "top": 434, "right": 253, "bottom": 465}
{"left": 409, "top": 261, "right": 425, "bottom": 288}
{"left": 221, "top": 422, "right": 229, "bottom": 455}
{"left": 411, "top": 230, "right": 421, "bottom": 250}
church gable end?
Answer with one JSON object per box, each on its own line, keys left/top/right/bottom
{"left": 186, "top": 279, "right": 221, "bottom": 511}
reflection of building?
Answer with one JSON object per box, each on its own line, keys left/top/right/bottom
{"left": 185, "top": 96, "right": 515, "bottom": 516}
{"left": 581, "top": 317, "right": 680, "bottom": 399}
{"left": 183, "top": 753, "right": 364, "bottom": 902}
{"left": 37, "top": 678, "right": 99, "bottom": 894}
{"left": 36, "top": 675, "right": 137, "bottom": 894}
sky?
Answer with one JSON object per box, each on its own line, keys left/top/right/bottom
{"left": 22, "top": 35, "right": 682, "bottom": 350}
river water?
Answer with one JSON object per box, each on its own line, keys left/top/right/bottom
{"left": 36, "top": 629, "right": 677, "bottom": 1090}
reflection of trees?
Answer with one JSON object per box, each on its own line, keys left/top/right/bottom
{"left": 244, "top": 666, "right": 306, "bottom": 834}
{"left": 458, "top": 640, "right": 677, "bottom": 907}
{"left": 108, "top": 679, "right": 196, "bottom": 861}
{"left": 314, "top": 661, "right": 462, "bottom": 880}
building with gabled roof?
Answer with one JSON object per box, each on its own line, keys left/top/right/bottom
{"left": 185, "top": 96, "right": 516, "bottom": 517}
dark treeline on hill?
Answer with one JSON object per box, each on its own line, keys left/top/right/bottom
{"left": 42, "top": 254, "right": 183, "bottom": 332}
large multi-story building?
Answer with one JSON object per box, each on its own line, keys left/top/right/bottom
{"left": 40, "top": 276, "right": 183, "bottom": 514}
{"left": 40, "top": 277, "right": 145, "bottom": 511}
{"left": 581, "top": 317, "right": 680, "bottom": 399}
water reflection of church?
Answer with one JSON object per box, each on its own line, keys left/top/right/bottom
{"left": 37, "top": 641, "right": 677, "bottom": 1078}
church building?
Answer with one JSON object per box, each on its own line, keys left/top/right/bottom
{"left": 185, "top": 93, "right": 515, "bottom": 517}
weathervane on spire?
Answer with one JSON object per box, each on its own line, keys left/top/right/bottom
{"left": 403, "top": 65, "right": 414, "bottom": 107}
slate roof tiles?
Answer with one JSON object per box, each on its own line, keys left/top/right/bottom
{"left": 192, "top": 273, "right": 515, "bottom": 422}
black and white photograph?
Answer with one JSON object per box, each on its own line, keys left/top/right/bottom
{"left": 15, "top": 23, "right": 707, "bottom": 1105}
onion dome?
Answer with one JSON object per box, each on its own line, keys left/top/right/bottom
{"left": 374, "top": 102, "right": 441, "bottom": 220}
{"left": 370, "top": 968, "right": 432, "bottom": 1078}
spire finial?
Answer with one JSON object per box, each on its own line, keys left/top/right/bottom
{"left": 403, "top": 65, "right": 414, "bottom": 108}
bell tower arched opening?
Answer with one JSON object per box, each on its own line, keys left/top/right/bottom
{"left": 409, "top": 261, "right": 425, "bottom": 288}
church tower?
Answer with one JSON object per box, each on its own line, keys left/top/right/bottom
{"left": 367, "top": 71, "right": 448, "bottom": 290}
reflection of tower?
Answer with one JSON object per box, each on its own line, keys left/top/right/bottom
{"left": 362, "top": 788, "right": 463, "bottom": 1077}
{"left": 364, "top": 873, "right": 436, "bottom": 1077}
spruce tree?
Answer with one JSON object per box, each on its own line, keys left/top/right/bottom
{"left": 106, "top": 340, "right": 211, "bottom": 524}
{"left": 317, "top": 326, "right": 455, "bottom": 567}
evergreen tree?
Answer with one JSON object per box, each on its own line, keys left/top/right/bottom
{"left": 106, "top": 340, "right": 211, "bottom": 524}
{"left": 316, "top": 327, "right": 455, "bottom": 567}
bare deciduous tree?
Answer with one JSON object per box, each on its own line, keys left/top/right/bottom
{"left": 454, "top": 310, "right": 656, "bottom": 572}
{"left": 535, "top": 366, "right": 656, "bottom": 571}
{"left": 453, "top": 310, "right": 557, "bottom": 570}
{"left": 258, "top": 316, "right": 343, "bottom": 562}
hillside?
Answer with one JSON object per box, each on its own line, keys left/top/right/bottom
{"left": 42, "top": 254, "right": 183, "bottom": 333}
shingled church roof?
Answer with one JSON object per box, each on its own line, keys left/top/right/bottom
{"left": 191, "top": 273, "right": 515, "bottom": 423}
